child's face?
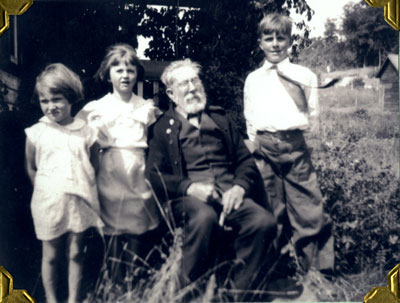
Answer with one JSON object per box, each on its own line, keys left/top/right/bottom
{"left": 109, "top": 61, "right": 137, "bottom": 96}
{"left": 259, "top": 31, "right": 291, "bottom": 64}
{"left": 38, "top": 90, "right": 72, "bottom": 125}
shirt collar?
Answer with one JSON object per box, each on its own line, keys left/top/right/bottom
{"left": 39, "top": 115, "right": 86, "bottom": 131}
{"left": 262, "top": 57, "right": 291, "bottom": 70}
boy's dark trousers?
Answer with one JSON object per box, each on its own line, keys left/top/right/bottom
{"left": 254, "top": 129, "right": 334, "bottom": 273}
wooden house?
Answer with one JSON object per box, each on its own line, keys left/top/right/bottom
{"left": 376, "top": 53, "right": 399, "bottom": 111}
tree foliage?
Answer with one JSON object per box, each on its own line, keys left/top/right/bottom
{"left": 341, "top": 0, "right": 397, "bottom": 67}
{"left": 298, "top": 0, "right": 398, "bottom": 72}
{"left": 17, "top": 1, "right": 146, "bottom": 117}
{"left": 138, "top": 0, "right": 314, "bottom": 130}
{"left": 324, "top": 18, "right": 338, "bottom": 44}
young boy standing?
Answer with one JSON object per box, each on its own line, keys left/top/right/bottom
{"left": 243, "top": 13, "right": 334, "bottom": 276}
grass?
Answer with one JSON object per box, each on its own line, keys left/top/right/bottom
{"left": 87, "top": 86, "right": 399, "bottom": 302}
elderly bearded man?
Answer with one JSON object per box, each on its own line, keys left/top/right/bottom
{"left": 145, "top": 59, "right": 277, "bottom": 299}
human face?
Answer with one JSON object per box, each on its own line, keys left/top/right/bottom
{"left": 38, "top": 90, "right": 72, "bottom": 125}
{"left": 167, "top": 66, "right": 207, "bottom": 115}
{"left": 109, "top": 61, "right": 137, "bottom": 99}
{"left": 259, "top": 32, "right": 291, "bottom": 64}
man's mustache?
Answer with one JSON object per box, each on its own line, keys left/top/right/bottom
{"left": 186, "top": 92, "right": 204, "bottom": 101}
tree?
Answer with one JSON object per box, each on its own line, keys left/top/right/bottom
{"left": 324, "top": 18, "right": 338, "bottom": 44}
{"left": 341, "top": 0, "right": 398, "bottom": 67}
{"left": 16, "top": 1, "right": 146, "bottom": 118}
{"left": 138, "top": 0, "right": 314, "bottom": 131}
{"left": 298, "top": 17, "right": 357, "bottom": 73}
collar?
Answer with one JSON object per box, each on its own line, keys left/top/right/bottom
{"left": 108, "top": 92, "right": 146, "bottom": 108}
{"left": 39, "top": 115, "right": 86, "bottom": 131}
{"left": 262, "top": 57, "right": 291, "bottom": 70}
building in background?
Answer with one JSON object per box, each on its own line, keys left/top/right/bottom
{"left": 376, "top": 53, "right": 399, "bottom": 112}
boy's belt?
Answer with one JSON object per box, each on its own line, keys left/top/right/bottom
{"left": 256, "top": 129, "right": 302, "bottom": 139}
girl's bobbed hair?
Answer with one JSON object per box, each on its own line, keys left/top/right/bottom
{"left": 34, "top": 63, "right": 84, "bottom": 104}
{"left": 95, "top": 43, "right": 144, "bottom": 84}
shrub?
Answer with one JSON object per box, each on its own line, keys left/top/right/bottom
{"left": 314, "top": 137, "right": 400, "bottom": 274}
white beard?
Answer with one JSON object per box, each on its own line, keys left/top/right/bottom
{"left": 179, "top": 93, "right": 207, "bottom": 114}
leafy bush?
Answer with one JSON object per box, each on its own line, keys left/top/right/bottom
{"left": 314, "top": 137, "right": 400, "bottom": 274}
{"left": 310, "top": 88, "right": 400, "bottom": 276}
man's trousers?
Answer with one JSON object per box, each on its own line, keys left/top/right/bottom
{"left": 169, "top": 196, "right": 277, "bottom": 291}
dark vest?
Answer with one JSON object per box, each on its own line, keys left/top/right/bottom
{"left": 178, "top": 112, "right": 233, "bottom": 192}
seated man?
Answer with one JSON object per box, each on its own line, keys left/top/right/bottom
{"left": 145, "top": 59, "right": 277, "bottom": 298}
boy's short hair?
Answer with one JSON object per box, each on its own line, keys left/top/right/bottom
{"left": 95, "top": 43, "right": 144, "bottom": 83}
{"left": 160, "top": 58, "right": 202, "bottom": 88}
{"left": 35, "top": 63, "right": 84, "bottom": 104}
{"left": 258, "top": 13, "right": 292, "bottom": 38}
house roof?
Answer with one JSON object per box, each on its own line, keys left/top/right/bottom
{"left": 140, "top": 60, "right": 171, "bottom": 81}
{"left": 376, "top": 53, "right": 398, "bottom": 78}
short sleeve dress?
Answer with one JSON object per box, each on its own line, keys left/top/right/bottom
{"left": 77, "top": 93, "right": 162, "bottom": 235}
{"left": 25, "top": 116, "right": 103, "bottom": 241}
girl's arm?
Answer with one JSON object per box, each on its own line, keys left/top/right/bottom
{"left": 89, "top": 142, "right": 100, "bottom": 175}
{"left": 25, "top": 137, "right": 37, "bottom": 185}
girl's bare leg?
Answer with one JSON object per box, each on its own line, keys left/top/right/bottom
{"left": 42, "top": 236, "right": 65, "bottom": 303}
{"left": 67, "top": 232, "right": 85, "bottom": 303}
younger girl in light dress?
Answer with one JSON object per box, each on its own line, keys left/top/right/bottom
{"left": 25, "top": 63, "right": 103, "bottom": 303}
{"left": 77, "top": 43, "right": 161, "bottom": 284}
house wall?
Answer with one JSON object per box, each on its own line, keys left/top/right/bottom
{"left": 380, "top": 63, "right": 399, "bottom": 111}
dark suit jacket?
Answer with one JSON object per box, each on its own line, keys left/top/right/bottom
{"left": 145, "top": 104, "right": 270, "bottom": 211}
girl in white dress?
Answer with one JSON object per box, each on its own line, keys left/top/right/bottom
{"left": 25, "top": 63, "right": 103, "bottom": 303}
{"left": 77, "top": 43, "right": 161, "bottom": 283}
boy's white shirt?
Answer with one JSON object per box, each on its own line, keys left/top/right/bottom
{"left": 244, "top": 58, "right": 319, "bottom": 141}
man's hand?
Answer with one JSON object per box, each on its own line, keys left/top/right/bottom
{"left": 221, "top": 185, "right": 245, "bottom": 216}
{"left": 186, "top": 182, "right": 219, "bottom": 202}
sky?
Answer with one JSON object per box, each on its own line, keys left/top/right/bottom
{"left": 137, "top": 0, "right": 358, "bottom": 58}
{"left": 301, "top": 0, "right": 357, "bottom": 37}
